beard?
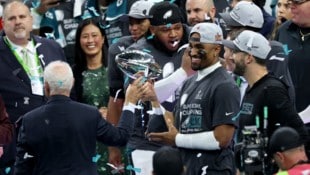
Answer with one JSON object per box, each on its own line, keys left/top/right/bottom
{"left": 191, "top": 62, "right": 201, "bottom": 71}
{"left": 233, "top": 61, "right": 246, "bottom": 76}
{"left": 14, "top": 30, "right": 27, "bottom": 39}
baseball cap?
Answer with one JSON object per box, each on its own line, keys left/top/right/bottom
{"left": 120, "top": 0, "right": 154, "bottom": 22}
{"left": 189, "top": 23, "right": 223, "bottom": 45}
{"left": 149, "top": 1, "right": 183, "bottom": 26}
{"left": 269, "top": 127, "right": 304, "bottom": 155}
{"left": 222, "top": 30, "right": 271, "bottom": 59}
{"left": 219, "top": 1, "right": 263, "bottom": 28}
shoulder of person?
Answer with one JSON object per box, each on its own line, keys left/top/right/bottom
{"left": 278, "top": 20, "right": 294, "bottom": 32}
{"left": 264, "top": 74, "right": 289, "bottom": 89}
{"left": 126, "top": 38, "right": 148, "bottom": 51}
{"left": 108, "top": 36, "right": 134, "bottom": 52}
{"left": 33, "top": 35, "right": 62, "bottom": 47}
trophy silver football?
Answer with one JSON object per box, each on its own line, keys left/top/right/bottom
{"left": 115, "top": 50, "right": 162, "bottom": 81}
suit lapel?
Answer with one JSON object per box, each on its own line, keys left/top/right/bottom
{"left": 32, "top": 36, "right": 46, "bottom": 68}
{"left": 0, "top": 38, "right": 30, "bottom": 84}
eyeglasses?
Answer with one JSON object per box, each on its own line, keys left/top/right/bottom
{"left": 288, "top": 0, "right": 310, "bottom": 5}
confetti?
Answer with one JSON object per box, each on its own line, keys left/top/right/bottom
{"left": 166, "top": 23, "right": 172, "bottom": 28}
{"left": 147, "top": 34, "right": 154, "bottom": 40}
{"left": 142, "top": 49, "right": 151, "bottom": 53}
{"left": 126, "top": 165, "right": 142, "bottom": 173}
{"left": 282, "top": 44, "right": 292, "bottom": 56}
{"left": 169, "top": 0, "right": 176, "bottom": 4}
{"left": 92, "top": 154, "right": 101, "bottom": 163}
{"left": 5, "top": 167, "right": 11, "bottom": 174}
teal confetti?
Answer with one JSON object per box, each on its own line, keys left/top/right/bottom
{"left": 146, "top": 34, "right": 154, "bottom": 40}
{"left": 169, "top": 0, "right": 176, "bottom": 3}
{"left": 282, "top": 44, "right": 292, "bottom": 56}
{"left": 57, "top": 81, "right": 63, "bottom": 87}
{"left": 45, "top": 33, "right": 56, "bottom": 40}
{"left": 126, "top": 165, "right": 141, "bottom": 173}
{"left": 166, "top": 23, "right": 172, "bottom": 28}
{"left": 5, "top": 167, "right": 11, "bottom": 174}
{"left": 142, "top": 49, "right": 151, "bottom": 53}
{"left": 112, "top": 38, "right": 120, "bottom": 44}
{"left": 92, "top": 154, "right": 101, "bottom": 163}
{"left": 31, "top": 1, "right": 40, "bottom": 8}
{"left": 100, "top": 23, "right": 110, "bottom": 30}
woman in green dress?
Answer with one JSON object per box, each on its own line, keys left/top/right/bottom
{"left": 73, "top": 17, "right": 109, "bottom": 117}
{"left": 73, "top": 18, "right": 116, "bottom": 174}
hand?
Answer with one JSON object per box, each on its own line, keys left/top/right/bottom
{"left": 108, "top": 147, "right": 123, "bottom": 167}
{"left": 125, "top": 77, "right": 143, "bottom": 104}
{"left": 0, "top": 147, "right": 3, "bottom": 158}
{"left": 35, "top": 0, "right": 61, "bottom": 14}
{"left": 140, "top": 80, "right": 158, "bottom": 102}
{"left": 147, "top": 111, "right": 178, "bottom": 146}
{"left": 182, "top": 47, "right": 196, "bottom": 76}
{"left": 99, "top": 107, "right": 108, "bottom": 120}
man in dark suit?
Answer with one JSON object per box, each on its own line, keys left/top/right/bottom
{"left": 14, "top": 60, "right": 141, "bottom": 175}
{"left": 0, "top": 1, "right": 67, "bottom": 174}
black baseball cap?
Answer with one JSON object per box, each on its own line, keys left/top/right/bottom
{"left": 268, "top": 127, "right": 304, "bottom": 155}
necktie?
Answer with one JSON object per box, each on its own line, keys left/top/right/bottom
{"left": 22, "top": 49, "right": 40, "bottom": 77}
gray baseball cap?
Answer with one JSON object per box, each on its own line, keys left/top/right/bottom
{"left": 120, "top": 0, "right": 154, "bottom": 22}
{"left": 219, "top": 1, "right": 264, "bottom": 29}
{"left": 222, "top": 30, "right": 271, "bottom": 59}
{"left": 189, "top": 23, "right": 223, "bottom": 45}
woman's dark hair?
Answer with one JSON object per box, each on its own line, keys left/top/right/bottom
{"left": 73, "top": 17, "right": 108, "bottom": 102}
{"left": 74, "top": 17, "right": 107, "bottom": 73}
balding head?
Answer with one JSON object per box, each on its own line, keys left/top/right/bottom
{"left": 2, "top": 0, "right": 33, "bottom": 46}
{"left": 44, "top": 61, "right": 74, "bottom": 97}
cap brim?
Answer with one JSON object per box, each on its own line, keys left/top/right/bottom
{"left": 129, "top": 14, "right": 150, "bottom": 19}
{"left": 222, "top": 40, "right": 240, "bottom": 51}
{"left": 219, "top": 12, "right": 242, "bottom": 27}
{"left": 119, "top": 14, "right": 150, "bottom": 22}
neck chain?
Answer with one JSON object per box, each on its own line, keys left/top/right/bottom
{"left": 299, "top": 29, "right": 310, "bottom": 41}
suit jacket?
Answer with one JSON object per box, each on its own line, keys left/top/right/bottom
{"left": 14, "top": 95, "right": 135, "bottom": 175}
{"left": 0, "top": 35, "right": 66, "bottom": 123}
{"left": 0, "top": 35, "right": 66, "bottom": 167}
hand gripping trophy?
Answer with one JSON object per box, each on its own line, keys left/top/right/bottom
{"left": 116, "top": 50, "right": 166, "bottom": 133}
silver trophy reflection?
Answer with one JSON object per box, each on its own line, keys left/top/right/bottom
{"left": 116, "top": 50, "right": 165, "bottom": 133}
{"left": 115, "top": 50, "right": 162, "bottom": 82}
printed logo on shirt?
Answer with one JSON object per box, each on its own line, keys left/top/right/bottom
{"left": 195, "top": 90, "right": 203, "bottom": 100}
{"left": 182, "top": 115, "right": 202, "bottom": 129}
{"left": 180, "top": 103, "right": 203, "bottom": 132}
{"left": 240, "top": 102, "right": 253, "bottom": 115}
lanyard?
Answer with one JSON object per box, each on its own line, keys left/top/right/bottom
{"left": 4, "top": 37, "right": 42, "bottom": 76}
